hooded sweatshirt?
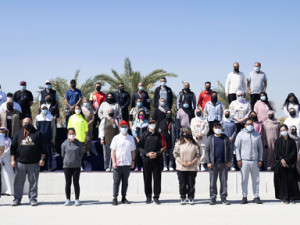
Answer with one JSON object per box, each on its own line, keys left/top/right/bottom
{"left": 191, "top": 108, "right": 209, "bottom": 146}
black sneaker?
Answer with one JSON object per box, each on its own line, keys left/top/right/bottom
{"left": 283, "top": 199, "right": 290, "bottom": 204}
{"left": 221, "top": 198, "right": 230, "bottom": 205}
{"left": 121, "top": 197, "right": 130, "bottom": 204}
{"left": 11, "top": 200, "right": 21, "bottom": 207}
{"left": 30, "top": 200, "right": 38, "bottom": 206}
{"left": 153, "top": 198, "right": 161, "bottom": 205}
{"left": 240, "top": 197, "right": 248, "bottom": 204}
{"left": 253, "top": 197, "right": 262, "bottom": 204}
{"left": 290, "top": 200, "right": 296, "bottom": 204}
{"left": 146, "top": 197, "right": 152, "bottom": 204}
{"left": 112, "top": 198, "right": 118, "bottom": 206}
{"left": 209, "top": 198, "right": 216, "bottom": 205}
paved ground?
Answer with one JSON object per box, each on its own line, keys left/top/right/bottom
{"left": 1, "top": 194, "right": 299, "bottom": 225}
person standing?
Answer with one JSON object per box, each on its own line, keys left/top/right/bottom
{"left": 176, "top": 100, "right": 195, "bottom": 138}
{"left": 235, "top": 119, "right": 263, "bottom": 204}
{"left": 43, "top": 94, "right": 60, "bottom": 121}
{"left": 0, "top": 92, "right": 22, "bottom": 114}
{"left": 10, "top": 118, "right": 45, "bottom": 206}
{"left": 64, "top": 79, "right": 82, "bottom": 125}
{"left": 205, "top": 123, "right": 232, "bottom": 205}
{"left": 39, "top": 80, "right": 59, "bottom": 107}
{"left": 254, "top": 92, "right": 273, "bottom": 123}
{"left": 249, "top": 111, "right": 263, "bottom": 136}
{"left": 176, "top": 82, "right": 197, "bottom": 110}
{"left": 131, "top": 82, "right": 151, "bottom": 110}
{"left": 61, "top": 128, "right": 84, "bottom": 206}
{"left": 110, "top": 120, "right": 136, "bottom": 205}
{"left": 283, "top": 93, "right": 300, "bottom": 118}
{"left": 98, "top": 92, "right": 122, "bottom": 120}
{"left": 67, "top": 106, "right": 88, "bottom": 144}
{"left": 34, "top": 104, "right": 56, "bottom": 171}
{"left": 225, "top": 62, "right": 247, "bottom": 104}
{"left": 274, "top": 124, "right": 300, "bottom": 204}
{"left": 262, "top": 111, "right": 280, "bottom": 171}
{"left": 13, "top": 81, "right": 34, "bottom": 119}
{"left": 247, "top": 62, "right": 267, "bottom": 110}
{"left": 154, "top": 77, "right": 173, "bottom": 110}
{"left": 173, "top": 127, "right": 200, "bottom": 205}
{"left": 99, "top": 108, "right": 120, "bottom": 172}
{"left": 115, "top": 83, "right": 130, "bottom": 122}
{"left": 139, "top": 120, "right": 165, "bottom": 204}
{"left": 82, "top": 98, "right": 95, "bottom": 154}
{"left": 0, "top": 101, "right": 21, "bottom": 139}
{"left": 152, "top": 98, "right": 167, "bottom": 126}
{"left": 197, "top": 81, "right": 213, "bottom": 111}
{"left": 284, "top": 108, "right": 300, "bottom": 137}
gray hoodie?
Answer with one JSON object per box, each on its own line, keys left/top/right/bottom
{"left": 235, "top": 128, "right": 263, "bottom": 161}
{"left": 61, "top": 139, "right": 84, "bottom": 168}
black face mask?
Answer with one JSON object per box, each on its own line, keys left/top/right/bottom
{"left": 250, "top": 115, "right": 258, "bottom": 122}
{"left": 96, "top": 86, "right": 101, "bottom": 92}
{"left": 166, "top": 113, "right": 172, "bottom": 119}
{"left": 119, "top": 87, "right": 124, "bottom": 92}
{"left": 234, "top": 67, "right": 239, "bottom": 73}
{"left": 291, "top": 130, "right": 297, "bottom": 135}
{"left": 196, "top": 112, "right": 202, "bottom": 117}
{"left": 225, "top": 114, "right": 230, "bottom": 119}
{"left": 290, "top": 111, "right": 296, "bottom": 117}
{"left": 108, "top": 113, "right": 114, "bottom": 118}
{"left": 71, "top": 84, "right": 76, "bottom": 89}
{"left": 183, "top": 134, "right": 192, "bottom": 140}
{"left": 184, "top": 87, "right": 190, "bottom": 92}
{"left": 268, "top": 114, "right": 274, "bottom": 120}
{"left": 24, "top": 124, "right": 32, "bottom": 131}
{"left": 7, "top": 104, "right": 13, "bottom": 111}
{"left": 206, "top": 86, "right": 211, "bottom": 91}
{"left": 211, "top": 95, "right": 218, "bottom": 103}
{"left": 107, "top": 98, "right": 115, "bottom": 104}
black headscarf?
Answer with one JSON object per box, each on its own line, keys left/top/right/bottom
{"left": 260, "top": 92, "right": 273, "bottom": 111}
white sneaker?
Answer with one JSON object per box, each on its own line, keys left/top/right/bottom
{"left": 180, "top": 198, "right": 186, "bottom": 205}
{"left": 201, "top": 166, "right": 206, "bottom": 172}
{"left": 188, "top": 199, "right": 194, "bottom": 205}
{"left": 75, "top": 200, "right": 81, "bottom": 206}
{"left": 230, "top": 167, "right": 236, "bottom": 171}
{"left": 105, "top": 168, "right": 111, "bottom": 172}
{"left": 64, "top": 200, "right": 71, "bottom": 206}
{"left": 169, "top": 167, "right": 174, "bottom": 171}
{"left": 163, "top": 167, "right": 168, "bottom": 172}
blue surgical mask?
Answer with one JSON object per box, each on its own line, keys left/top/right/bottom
{"left": 161, "top": 82, "right": 166, "bottom": 86}
{"left": 21, "top": 85, "right": 26, "bottom": 91}
{"left": 260, "top": 96, "right": 266, "bottom": 101}
{"left": 246, "top": 125, "right": 254, "bottom": 132}
{"left": 120, "top": 127, "right": 128, "bottom": 134}
{"left": 137, "top": 102, "right": 143, "bottom": 107}
{"left": 7, "top": 97, "right": 13, "bottom": 101}
{"left": 75, "top": 109, "right": 81, "bottom": 114}
{"left": 83, "top": 102, "right": 89, "bottom": 108}
{"left": 280, "top": 131, "right": 288, "bottom": 136}
{"left": 46, "top": 84, "right": 51, "bottom": 89}
{"left": 139, "top": 86, "right": 144, "bottom": 91}
{"left": 0, "top": 133, "right": 5, "bottom": 137}
{"left": 238, "top": 96, "right": 244, "bottom": 101}
{"left": 254, "top": 67, "right": 260, "bottom": 72}
{"left": 183, "top": 103, "right": 189, "bottom": 108}
{"left": 42, "top": 109, "right": 48, "bottom": 114}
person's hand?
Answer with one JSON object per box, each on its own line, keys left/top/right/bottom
{"left": 207, "top": 163, "right": 213, "bottom": 169}
{"left": 51, "top": 140, "right": 55, "bottom": 146}
{"left": 229, "top": 137, "right": 234, "bottom": 142}
{"left": 113, "top": 163, "right": 118, "bottom": 169}
{"left": 69, "top": 105, "right": 74, "bottom": 110}
{"left": 258, "top": 161, "right": 263, "bottom": 168}
{"left": 197, "top": 134, "right": 202, "bottom": 141}
{"left": 226, "top": 94, "right": 229, "bottom": 99}
{"left": 39, "top": 160, "right": 45, "bottom": 167}
{"left": 101, "top": 139, "right": 105, "bottom": 145}
{"left": 226, "top": 162, "right": 231, "bottom": 168}
{"left": 238, "top": 119, "right": 244, "bottom": 124}
{"left": 281, "top": 159, "right": 287, "bottom": 167}
{"left": 136, "top": 137, "right": 140, "bottom": 143}
{"left": 11, "top": 160, "right": 16, "bottom": 168}
{"left": 152, "top": 152, "right": 157, "bottom": 159}
{"left": 237, "top": 161, "right": 243, "bottom": 168}
{"left": 121, "top": 106, "right": 125, "bottom": 110}
{"left": 248, "top": 90, "right": 252, "bottom": 95}
{"left": 130, "top": 161, "right": 135, "bottom": 169}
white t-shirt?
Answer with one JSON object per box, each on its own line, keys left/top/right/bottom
{"left": 0, "top": 101, "right": 22, "bottom": 114}
{"left": 110, "top": 133, "right": 136, "bottom": 166}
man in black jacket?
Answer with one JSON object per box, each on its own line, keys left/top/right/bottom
{"left": 154, "top": 77, "right": 173, "bottom": 110}
{"left": 176, "top": 82, "right": 197, "bottom": 110}
{"left": 139, "top": 120, "right": 163, "bottom": 204}
{"left": 10, "top": 118, "right": 46, "bottom": 206}
{"left": 131, "top": 82, "right": 150, "bottom": 110}
{"left": 115, "top": 83, "right": 130, "bottom": 122}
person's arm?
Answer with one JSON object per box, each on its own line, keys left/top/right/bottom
{"left": 116, "top": 104, "right": 122, "bottom": 119}
{"left": 74, "top": 90, "right": 82, "bottom": 107}
{"left": 192, "top": 93, "right": 196, "bottom": 110}
{"left": 169, "top": 88, "right": 173, "bottom": 110}
{"left": 232, "top": 123, "right": 237, "bottom": 139}
{"left": 131, "top": 150, "right": 136, "bottom": 168}
{"left": 0, "top": 139, "right": 11, "bottom": 159}
{"left": 132, "top": 121, "right": 138, "bottom": 138}
{"left": 235, "top": 134, "right": 242, "bottom": 161}
{"left": 225, "top": 74, "right": 231, "bottom": 96}
{"left": 99, "top": 119, "right": 105, "bottom": 140}
{"left": 79, "top": 142, "right": 85, "bottom": 159}
{"left": 131, "top": 93, "right": 136, "bottom": 108}
{"left": 204, "top": 137, "right": 212, "bottom": 165}
{"left": 138, "top": 133, "right": 148, "bottom": 156}
{"left": 29, "top": 92, "right": 34, "bottom": 107}
{"left": 89, "top": 110, "right": 95, "bottom": 125}
{"left": 263, "top": 75, "right": 267, "bottom": 92}
{"left": 176, "top": 93, "right": 181, "bottom": 110}
{"left": 145, "top": 92, "right": 151, "bottom": 110}
{"left": 51, "top": 119, "right": 56, "bottom": 144}
{"left": 98, "top": 103, "right": 104, "bottom": 120}
{"left": 203, "top": 104, "right": 209, "bottom": 119}
{"left": 154, "top": 87, "right": 159, "bottom": 108}
{"left": 197, "top": 92, "right": 202, "bottom": 107}
{"left": 152, "top": 109, "right": 158, "bottom": 122}
{"left": 61, "top": 142, "right": 66, "bottom": 158}
{"left": 220, "top": 103, "right": 223, "bottom": 119}
{"left": 247, "top": 77, "right": 251, "bottom": 94}
{"left": 111, "top": 149, "right": 117, "bottom": 168}
{"left": 123, "top": 92, "right": 130, "bottom": 108}
{"left": 242, "top": 74, "right": 247, "bottom": 94}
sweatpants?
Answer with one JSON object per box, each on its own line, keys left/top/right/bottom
{"left": 209, "top": 163, "right": 228, "bottom": 200}
{"left": 241, "top": 160, "right": 260, "bottom": 198}
{"left": 113, "top": 165, "right": 131, "bottom": 198}
{"left": 177, "top": 171, "right": 197, "bottom": 200}
{"left": 102, "top": 144, "right": 112, "bottom": 170}
{"left": 14, "top": 162, "right": 40, "bottom": 202}
{"left": 64, "top": 167, "right": 81, "bottom": 200}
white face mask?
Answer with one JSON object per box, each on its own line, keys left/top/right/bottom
{"left": 160, "top": 102, "right": 165, "bottom": 106}
{"left": 214, "top": 128, "right": 222, "bottom": 135}
{"left": 149, "top": 124, "right": 156, "bottom": 130}
{"left": 68, "top": 134, "right": 76, "bottom": 141}
{"left": 75, "top": 109, "right": 81, "bottom": 114}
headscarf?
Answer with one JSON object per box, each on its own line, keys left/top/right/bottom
{"left": 260, "top": 92, "right": 273, "bottom": 111}
{"left": 222, "top": 109, "right": 232, "bottom": 122}
{"left": 236, "top": 91, "right": 248, "bottom": 104}
{"left": 158, "top": 98, "right": 167, "bottom": 113}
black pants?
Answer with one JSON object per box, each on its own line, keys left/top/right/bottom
{"left": 64, "top": 168, "right": 81, "bottom": 200}
{"left": 113, "top": 166, "right": 131, "bottom": 198}
{"left": 135, "top": 149, "right": 143, "bottom": 169}
{"left": 250, "top": 94, "right": 261, "bottom": 110}
{"left": 208, "top": 120, "right": 220, "bottom": 137}
{"left": 92, "top": 114, "right": 100, "bottom": 140}
{"left": 177, "top": 171, "right": 197, "bottom": 200}
{"left": 121, "top": 107, "right": 129, "bottom": 122}
{"left": 142, "top": 156, "right": 162, "bottom": 199}
{"left": 236, "top": 123, "right": 244, "bottom": 134}
{"left": 228, "top": 94, "right": 237, "bottom": 105}
{"left": 44, "top": 141, "right": 53, "bottom": 170}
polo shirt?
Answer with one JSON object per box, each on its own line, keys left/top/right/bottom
{"left": 64, "top": 88, "right": 82, "bottom": 109}
{"left": 110, "top": 133, "right": 136, "bottom": 166}
{"left": 248, "top": 71, "right": 267, "bottom": 94}
{"left": 67, "top": 114, "right": 88, "bottom": 142}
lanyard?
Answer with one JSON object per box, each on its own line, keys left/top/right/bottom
{"left": 24, "top": 130, "right": 30, "bottom": 139}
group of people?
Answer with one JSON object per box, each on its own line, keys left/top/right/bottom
{"left": 0, "top": 61, "right": 300, "bottom": 207}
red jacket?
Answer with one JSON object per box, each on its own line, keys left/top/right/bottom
{"left": 197, "top": 90, "right": 213, "bottom": 111}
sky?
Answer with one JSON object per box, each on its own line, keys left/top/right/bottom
{"left": 0, "top": 0, "right": 300, "bottom": 116}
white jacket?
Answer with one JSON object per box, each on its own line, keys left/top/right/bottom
{"left": 98, "top": 102, "right": 122, "bottom": 120}
{"left": 225, "top": 71, "right": 247, "bottom": 94}
{"left": 284, "top": 116, "right": 300, "bottom": 137}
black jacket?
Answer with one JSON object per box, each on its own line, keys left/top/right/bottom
{"left": 132, "top": 91, "right": 150, "bottom": 110}
{"left": 114, "top": 91, "right": 130, "bottom": 108}
{"left": 138, "top": 131, "right": 162, "bottom": 158}
{"left": 154, "top": 86, "right": 173, "bottom": 110}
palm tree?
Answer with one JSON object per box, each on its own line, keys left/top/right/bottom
{"left": 95, "top": 57, "right": 178, "bottom": 113}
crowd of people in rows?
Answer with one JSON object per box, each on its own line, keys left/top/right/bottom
{"left": 1, "top": 62, "right": 300, "bottom": 207}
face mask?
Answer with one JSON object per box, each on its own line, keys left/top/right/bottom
{"left": 21, "top": 85, "right": 26, "bottom": 91}
{"left": 24, "top": 123, "right": 32, "bottom": 131}
{"left": 71, "top": 84, "right": 76, "bottom": 89}
{"left": 83, "top": 102, "right": 89, "bottom": 108}
{"left": 250, "top": 115, "right": 258, "bottom": 121}
{"left": 42, "top": 109, "right": 48, "bottom": 114}
{"left": 75, "top": 109, "right": 81, "bottom": 114}
{"left": 107, "top": 98, "right": 115, "bottom": 104}
{"left": 120, "top": 127, "right": 128, "bottom": 134}
{"left": 280, "top": 131, "right": 288, "bottom": 136}
{"left": 166, "top": 113, "right": 172, "bottom": 119}
{"left": 7, "top": 104, "right": 13, "bottom": 111}
{"left": 139, "top": 86, "right": 144, "bottom": 91}
{"left": 268, "top": 114, "right": 274, "bottom": 120}
{"left": 260, "top": 96, "right": 266, "bottom": 101}
{"left": 149, "top": 124, "right": 156, "bottom": 130}
{"left": 290, "top": 111, "right": 296, "bottom": 117}
{"left": 160, "top": 102, "right": 165, "bottom": 106}
{"left": 225, "top": 114, "right": 230, "bottom": 119}
{"left": 183, "top": 103, "right": 189, "bottom": 108}
{"left": 119, "top": 87, "right": 124, "bottom": 92}
{"left": 0, "top": 133, "right": 5, "bottom": 137}
{"left": 214, "top": 128, "right": 222, "bottom": 135}
{"left": 206, "top": 86, "right": 211, "bottom": 91}
{"left": 161, "top": 82, "right": 166, "bottom": 86}
{"left": 291, "top": 130, "right": 297, "bottom": 135}
{"left": 183, "top": 134, "right": 192, "bottom": 139}
{"left": 289, "top": 98, "right": 295, "bottom": 103}
{"left": 96, "top": 86, "right": 101, "bottom": 92}
{"left": 108, "top": 112, "right": 114, "bottom": 118}
{"left": 137, "top": 102, "right": 143, "bottom": 107}
{"left": 234, "top": 67, "right": 239, "bottom": 73}
{"left": 68, "top": 134, "right": 76, "bottom": 141}
{"left": 246, "top": 125, "right": 254, "bottom": 132}
{"left": 254, "top": 67, "right": 260, "bottom": 72}
{"left": 7, "top": 97, "right": 13, "bottom": 101}
{"left": 184, "top": 87, "right": 190, "bottom": 91}
{"left": 211, "top": 95, "right": 218, "bottom": 103}
{"left": 238, "top": 96, "right": 244, "bottom": 101}
{"left": 196, "top": 111, "right": 202, "bottom": 117}
{"left": 139, "top": 115, "right": 145, "bottom": 120}
{"left": 46, "top": 84, "right": 51, "bottom": 89}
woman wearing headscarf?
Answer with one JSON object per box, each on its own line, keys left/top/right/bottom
{"left": 283, "top": 93, "right": 300, "bottom": 118}
{"left": 220, "top": 109, "right": 237, "bottom": 171}
{"left": 0, "top": 127, "right": 14, "bottom": 195}
{"left": 152, "top": 98, "right": 167, "bottom": 127}
{"left": 98, "top": 92, "right": 122, "bottom": 120}
{"left": 262, "top": 111, "right": 280, "bottom": 171}
{"left": 176, "top": 99, "right": 194, "bottom": 138}
{"left": 191, "top": 107, "right": 209, "bottom": 171}
{"left": 249, "top": 111, "right": 263, "bottom": 136}
{"left": 274, "top": 124, "right": 300, "bottom": 204}
{"left": 254, "top": 92, "right": 273, "bottom": 123}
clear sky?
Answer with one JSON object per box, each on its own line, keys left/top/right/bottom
{"left": 1, "top": 0, "right": 300, "bottom": 116}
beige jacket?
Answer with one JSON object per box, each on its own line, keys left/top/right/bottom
{"left": 0, "top": 110, "right": 21, "bottom": 137}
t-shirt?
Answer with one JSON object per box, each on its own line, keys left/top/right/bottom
{"left": 89, "top": 91, "right": 106, "bottom": 110}
{"left": 248, "top": 71, "right": 267, "bottom": 94}
{"left": 159, "top": 87, "right": 168, "bottom": 103}
{"left": 13, "top": 90, "right": 34, "bottom": 116}
{"left": 67, "top": 114, "right": 88, "bottom": 142}
{"left": 110, "top": 133, "right": 136, "bottom": 166}
{"left": 214, "top": 135, "right": 225, "bottom": 163}
{"left": 64, "top": 88, "right": 82, "bottom": 109}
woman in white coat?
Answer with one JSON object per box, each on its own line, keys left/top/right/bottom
{"left": 191, "top": 107, "right": 209, "bottom": 171}
{"left": 0, "top": 127, "right": 14, "bottom": 195}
